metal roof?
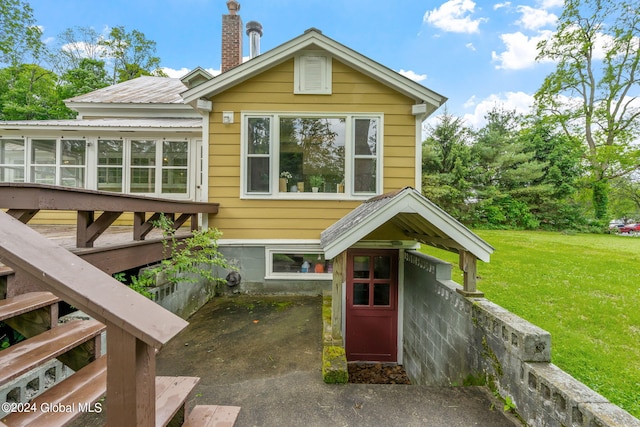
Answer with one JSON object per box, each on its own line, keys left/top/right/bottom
{"left": 0, "top": 118, "right": 201, "bottom": 131}
{"left": 320, "top": 187, "right": 494, "bottom": 262}
{"left": 66, "top": 77, "right": 187, "bottom": 104}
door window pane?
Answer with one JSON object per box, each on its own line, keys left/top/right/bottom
{"left": 373, "top": 256, "right": 391, "bottom": 279}
{"left": 353, "top": 283, "right": 369, "bottom": 305}
{"left": 353, "top": 256, "right": 370, "bottom": 278}
{"left": 373, "top": 283, "right": 390, "bottom": 306}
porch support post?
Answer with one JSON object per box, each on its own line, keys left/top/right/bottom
{"left": 106, "top": 322, "right": 156, "bottom": 427}
{"left": 331, "top": 251, "right": 346, "bottom": 344}
{"left": 456, "top": 250, "right": 484, "bottom": 297}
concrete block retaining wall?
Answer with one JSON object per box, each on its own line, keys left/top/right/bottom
{"left": 0, "top": 359, "right": 71, "bottom": 418}
{"left": 403, "top": 250, "right": 640, "bottom": 427}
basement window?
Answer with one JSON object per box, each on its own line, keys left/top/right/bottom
{"left": 294, "top": 52, "right": 332, "bottom": 94}
{"left": 266, "top": 247, "right": 332, "bottom": 279}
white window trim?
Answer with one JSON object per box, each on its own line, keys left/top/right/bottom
{"left": 26, "top": 137, "right": 88, "bottom": 187}
{"left": 294, "top": 51, "right": 332, "bottom": 95}
{"left": 265, "top": 245, "right": 333, "bottom": 280}
{"left": 241, "top": 111, "right": 383, "bottom": 201}
{"left": 96, "top": 137, "right": 195, "bottom": 199}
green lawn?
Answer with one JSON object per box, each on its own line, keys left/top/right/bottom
{"left": 421, "top": 230, "right": 640, "bottom": 418}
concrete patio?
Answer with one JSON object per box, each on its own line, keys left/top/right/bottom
{"left": 153, "top": 295, "right": 520, "bottom": 427}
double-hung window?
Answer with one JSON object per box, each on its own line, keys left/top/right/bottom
{"left": 242, "top": 113, "right": 382, "bottom": 198}
{"left": 97, "top": 139, "right": 189, "bottom": 196}
{"left": 0, "top": 138, "right": 86, "bottom": 187}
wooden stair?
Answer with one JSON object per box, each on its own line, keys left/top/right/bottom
{"left": 0, "top": 291, "right": 240, "bottom": 427}
{"left": 0, "top": 210, "right": 240, "bottom": 426}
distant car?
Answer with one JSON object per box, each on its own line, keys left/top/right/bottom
{"left": 618, "top": 223, "right": 640, "bottom": 234}
{"left": 609, "top": 219, "right": 625, "bottom": 230}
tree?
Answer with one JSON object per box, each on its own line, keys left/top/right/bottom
{"left": 58, "top": 58, "right": 110, "bottom": 100}
{"left": 0, "top": 0, "right": 44, "bottom": 66}
{"left": 54, "top": 26, "right": 106, "bottom": 73}
{"left": 99, "top": 26, "right": 166, "bottom": 83}
{"left": 469, "top": 108, "right": 547, "bottom": 229}
{"left": 0, "top": 64, "right": 71, "bottom": 120}
{"left": 518, "top": 119, "right": 586, "bottom": 228}
{"left": 535, "top": 0, "right": 640, "bottom": 219}
{"left": 422, "top": 109, "right": 473, "bottom": 219}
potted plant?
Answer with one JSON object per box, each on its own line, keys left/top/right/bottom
{"left": 309, "top": 175, "right": 324, "bottom": 193}
{"left": 279, "top": 171, "right": 292, "bottom": 192}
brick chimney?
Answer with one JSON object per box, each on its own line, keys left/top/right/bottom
{"left": 221, "top": 0, "right": 243, "bottom": 73}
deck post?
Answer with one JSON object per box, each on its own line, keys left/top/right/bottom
{"left": 457, "top": 250, "right": 484, "bottom": 297}
{"left": 106, "top": 322, "right": 156, "bottom": 427}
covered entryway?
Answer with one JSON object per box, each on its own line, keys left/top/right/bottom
{"left": 345, "top": 249, "right": 398, "bottom": 362}
{"left": 320, "top": 187, "right": 494, "bottom": 364}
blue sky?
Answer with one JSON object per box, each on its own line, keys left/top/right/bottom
{"left": 29, "top": 0, "right": 565, "bottom": 128}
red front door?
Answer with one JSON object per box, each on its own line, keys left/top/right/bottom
{"left": 345, "top": 249, "right": 398, "bottom": 362}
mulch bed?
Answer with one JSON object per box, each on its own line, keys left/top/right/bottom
{"left": 348, "top": 363, "right": 412, "bottom": 384}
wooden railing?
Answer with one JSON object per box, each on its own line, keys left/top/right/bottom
{"left": 0, "top": 183, "right": 221, "bottom": 282}
{"left": 0, "top": 184, "right": 227, "bottom": 426}
{"left": 0, "top": 183, "right": 219, "bottom": 248}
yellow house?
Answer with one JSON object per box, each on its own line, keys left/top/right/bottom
{"left": 0, "top": 2, "right": 451, "bottom": 291}
{"left": 0, "top": 2, "right": 495, "bottom": 365}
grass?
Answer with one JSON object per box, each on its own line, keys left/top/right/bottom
{"left": 421, "top": 230, "right": 640, "bottom": 418}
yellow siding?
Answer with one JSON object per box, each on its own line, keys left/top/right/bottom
{"left": 208, "top": 57, "right": 419, "bottom": 240}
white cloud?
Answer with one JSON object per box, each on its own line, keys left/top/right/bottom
{"left": 466, "top": 42, "right": 476, "bottom": 51}
{"left": 491, "top": 30, "right": 553, "bottom": 70}
{"left": 540, "top": 0, "right": 564, "bottom": 8}
{"left": 462, "top": 91, "right": 535, "bottom": 128}
{"left": 399, "top": 69, "right": 427, "bottom": 82}
{"left": 424, "top": 0, "right": 488, "bottom": 34}
{"left": 493, "top": 2, "right": 511, "bottom": 10}
{"left": 516, "top": 5, "right": 557, "bottom": 30}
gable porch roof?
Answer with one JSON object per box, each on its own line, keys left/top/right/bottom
{"left": 320, "top": 187, "right": 493, "bottom": 262}
{"left": 181, "top": 28, "right": 447, "bottom": 115}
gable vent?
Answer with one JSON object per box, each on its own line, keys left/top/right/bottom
{"left": 295, "top": 53, "right": 332, "bottom": 94}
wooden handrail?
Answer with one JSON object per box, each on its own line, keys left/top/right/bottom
{"left": 0, "top": 211, "right": 187, "bottom": 349}
{"left": 0, "top": 183, "right": 220, "bottom": 248}
{"left": 0, "top": 183, "right": 219, "bottom": 213}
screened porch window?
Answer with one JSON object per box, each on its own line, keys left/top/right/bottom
{"left": 243, "top": 114, "right": 381, "bottom": 197}
{"left": 0, "top": 139, "right": 25, "bottom": 183}
{"left": 98, "top": 139, "right": 189, "bottom": 196}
